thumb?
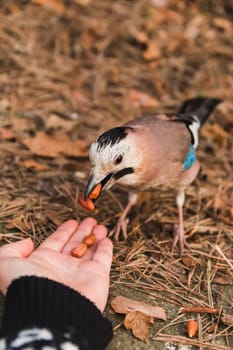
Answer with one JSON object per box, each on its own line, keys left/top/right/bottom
{"left": 0, "top": 238, "right": 34, "bottom": 258}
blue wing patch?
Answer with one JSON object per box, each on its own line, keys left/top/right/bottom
{"left": 183, "top": 144, "right": 196, "bottom": 170}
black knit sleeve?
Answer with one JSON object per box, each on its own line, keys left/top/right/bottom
{"left": 0, "top": 276, "right": 113, "bottom": 350}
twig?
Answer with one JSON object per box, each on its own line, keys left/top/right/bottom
{"left": 205, "top": 324, "right": 233, "bottom": 341}
{"left": 198, "top": 313, "right": 203, "bottom": 350}
{"left": 179, "top": 307, "right": 221, "bottom": 314}
{"left": 214, "top": 244, "right": 233, "bottom": 271}
{"left": 212, "top": 306, "right": 223, "bottom": 341}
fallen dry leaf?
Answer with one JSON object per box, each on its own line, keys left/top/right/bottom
{"left": 213, "top": 195, "right": 225, "bottom": 211}
{"left": 0, "top": 127, "right": 15, "bottom": 140}
{"left": 164, "top": 261, "right": 186, "bottom": 276}
{"left": 179, "top": 306, "right": 220, "bottom": 315}
{"left": 221, "top": 312, "right": 233, "bottom": 326}
{"left": 81, "top": 30, "right": 95, "bottom": 50}
{"left": 111, "top": 295, "right": 166, "bottom": 320}
{"left": 124, "top": 311, "right": 154, "bottom": 343}
{"left": 206, "top": 324, "right": 217, "bottom": 333}
{"left": 182, "top": 256, "right": 196, "bottom": 267}
{"left": 72, "top": 90, "right": 89, "bottom": 106}
{"left": 150, "top": 0, "right": 170, "bottom": 8}
{"left": 20, "top": 159, "right": 48, "bottom": 171}
{"left": 10, "top": 117, "right": 35, "bottom": 133}
{"left": 128, "top": 90, "right": 159, "bottom": 108}
{"left": 20, "top": 132, "right": 89, "bottom": 158}
{"left": 45, "top": 114, "right": 77, "bottom": 132}
{"left": 129, "top": 27, "right": 149, "bottom": 44}
{"left": 213, "top": 17, "right": 232, "bottom": 31}
{"left": 73, "top": 0, "right": 92, "bottom": 6}
{"left": 32, "top": 0, "right": 65, "bottom": 14}
{"left": 213, "top": 276, "right": 233, "bottom": 285}
{"left": 143, "top": 42, "right": 161, "bottom": 61}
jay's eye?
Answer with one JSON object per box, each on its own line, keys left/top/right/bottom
{"left": 114, "top": 154, "right": 123, "bottom": 165}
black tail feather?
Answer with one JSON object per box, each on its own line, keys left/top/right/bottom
{"left": 178, "top": 97, "right": 222, "bottom": 126}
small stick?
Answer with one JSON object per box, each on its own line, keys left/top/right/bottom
{"left": 214, "top": 244, "right": 233, "bottom": 271}
{"left": 179, "top": 307, "right": 221, "bottom": 315}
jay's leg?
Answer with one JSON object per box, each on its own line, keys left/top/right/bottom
{"left": 172, "top": 190, "right": 189, "bottom": 254}
{"left": 109, "top": 192, "right": 137, "bottom": 241}
{"left": 109, "top": 201, "right": 132, "bottom": 241}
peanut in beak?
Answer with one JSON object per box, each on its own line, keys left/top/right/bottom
{"left": 78, "top": 194, "right": 95, "bottom": 211}
{"left": 78, "top": 183, "right": 102, "bottom": 211}
{"left": 89, "top": 183, "right": 102, "bottom": 200}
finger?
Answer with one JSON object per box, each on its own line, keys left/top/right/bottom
{"left": 92, "top": 237, "right": 113, "bottom": 272}
{"left": 92, "top": 224, "right": 108, "bottom": 241}
{"left": 0, "top": 238, "right": 34, "bottom": 258}
{"left": 62, "top": 217, "right": 97, "bottom": 254}
{"left": 81, "top": 224, "right": 108, "bottom": 258}
{"left": 39, "top": 220, "right": 79, "bottom": 252}
{"left": 63, "top": 221, "right": 107, "bottom": 259}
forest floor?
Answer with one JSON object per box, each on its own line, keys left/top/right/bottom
{"left": 0, "top": 1, "right": 232, "bottom": 349}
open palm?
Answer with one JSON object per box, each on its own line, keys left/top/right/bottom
{"left": 0, "top": 218, "right": 113, "bottom": 312}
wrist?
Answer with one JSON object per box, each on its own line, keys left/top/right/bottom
{"left": 1, "top": 276, "right": 113, "bottom": 350}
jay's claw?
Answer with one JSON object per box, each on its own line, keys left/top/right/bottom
{"left": 109, "top": 200, "right": 133, "bottom": 240}
{"left": 109, "top": 217, "right": 129, "bottom": 241}
{"left": 172, "top": 223, "right": 189, "bottom": 255}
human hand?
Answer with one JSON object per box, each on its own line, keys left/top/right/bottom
{"left": 0, "top": 218, "right": 113, "bottom": 312}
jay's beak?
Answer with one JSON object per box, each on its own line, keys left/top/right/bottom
{"left": 84, "top": 174, "right": 96, "bottom": 200}
{"left": 84, "top": 168, "right": 134, "bottom": 200}
{"left": 84, "top": 173, "right": 113, "bottom": 201}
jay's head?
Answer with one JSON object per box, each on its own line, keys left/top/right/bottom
{"left": 84, "top": 126, "right": 142, "bottom": 200}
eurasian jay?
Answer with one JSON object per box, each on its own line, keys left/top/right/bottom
{"left": 84, "top": 97, "right": 221, "bottom": 253}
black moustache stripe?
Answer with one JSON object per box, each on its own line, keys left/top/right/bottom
{"left": 114, "top": 167, "right": 134, "bottom": 180}
{"left": 101, "top": 173, "right": 113, "bottom": 187}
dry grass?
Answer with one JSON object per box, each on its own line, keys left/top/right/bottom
{"left": 0, "top": 0, "right": 232, "bottom": 348}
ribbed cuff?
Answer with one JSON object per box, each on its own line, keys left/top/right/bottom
{"left": 0, "top": 276, "right": 113, "bottom": 350}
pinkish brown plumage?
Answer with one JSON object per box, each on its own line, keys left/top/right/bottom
{"left": 84, "top": 97, "right": 222, "bottom": 254}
